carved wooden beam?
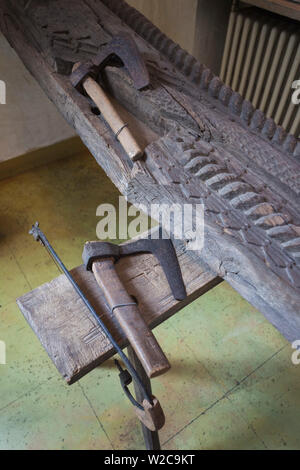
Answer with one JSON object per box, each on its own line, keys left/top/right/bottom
{"left": 1, "top": 0, "right": 299, "bottom": 342}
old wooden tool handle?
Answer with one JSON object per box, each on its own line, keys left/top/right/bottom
{"left": 92, "top": 258, "right": 170, "bottom": 378}
{"left": 83, "top": 76, "right": 143, "bottom": 161}
{"left": 135, "top": 395, "right": 165, "bottom": 431}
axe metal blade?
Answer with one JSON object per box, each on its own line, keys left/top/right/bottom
{"left": 93, "top": 33, "right": 150, "bottom": 90}
{"left": 120, "top": 238, "right": 187, "bottom": 301}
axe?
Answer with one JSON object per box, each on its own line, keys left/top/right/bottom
{"left": 70, "top": 33, "right": 150, "bottom": 161}
{"left": 82, "top": 238, "right": 187, "bottom": 378}
{"left": 30, "top": 224, "right": 187, "bottom": 430}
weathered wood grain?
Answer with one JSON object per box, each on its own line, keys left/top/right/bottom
{"left": 1, "top": 0, "right": 299, "bottom": 342}
{"left": 92, "top": 258, "right": 171, "bottom": 378}
{"left": 245, "top": 0, "right": 300, "bottom": 22}
{"left": 101, "top": 0, "right": 299, "bottom": 159}
{"left": 127, "top": 345, "right": 161, "bottom": 450}
{"left": 17, "top": 242, "right": 221, "bottom": 384}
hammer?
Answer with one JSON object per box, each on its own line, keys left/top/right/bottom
{"left": 70, "top": 33, "right": 150, "bottom": 161}
{"left": 82, "top": 238, "right": 187, "bottom": 378}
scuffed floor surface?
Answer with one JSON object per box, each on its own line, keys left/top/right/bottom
{"left": 0, "top": 150, "right": 299, "bottom": 450}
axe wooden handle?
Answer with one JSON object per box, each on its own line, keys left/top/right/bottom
{"left": 82, "top": 76, "right": 143, "bottom": 161}
{"left": 92, "top": 258, "right": 170, "bottom": 378}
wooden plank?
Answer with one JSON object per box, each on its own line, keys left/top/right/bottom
{"left": 244, "top": 0, "right": 300, "bottom": 22}
{"left": 1, "top": 0, "right": 300, "bottom": 342}
{"left": 17, "top": 242, "right": 221, "bottom": 385}
{"left": 127, "top": 345, "right": 161, "bottom": 450}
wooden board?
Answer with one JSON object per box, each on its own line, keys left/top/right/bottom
{"left": 17, "top": 242, "right": 221, "bottom": 384}
{"left": 244, "top": 0, "right": 300, "bottom": 22}
{"left": 1, "top": 0, "right": 300, "bottom": 342}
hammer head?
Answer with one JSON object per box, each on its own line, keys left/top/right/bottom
{"left": 70, "top": 33, "right": 150, "bottom": 91}
{"left": 82, "top": 238, "right": 187, "bottom": 301}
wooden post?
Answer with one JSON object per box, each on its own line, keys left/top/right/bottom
{"left": 193, "top": 0, "right": 232, "bottom": 75}
{"left": 127, "top": 345, "right": 161, "bottom": 451}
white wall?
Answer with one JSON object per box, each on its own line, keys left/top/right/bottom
{"left": 0, "top": 33, "right": 75, "bottom": 165}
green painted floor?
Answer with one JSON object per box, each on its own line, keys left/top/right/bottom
{"left": 0, "top": 150, "right": 299, "bottom": 450}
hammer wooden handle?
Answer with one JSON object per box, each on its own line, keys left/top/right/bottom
{"left": 92, "top": 258, "right": 170, "bottom": 378}
{"left": 83, "top": 76, "right": 143, "bottom": 161}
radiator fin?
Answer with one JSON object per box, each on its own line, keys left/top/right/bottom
{"left": 220, "top": 8, "right": 300, "bottom": 138}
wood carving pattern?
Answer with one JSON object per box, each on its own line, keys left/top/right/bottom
{"left": 10, "top": 0, "right": 300, "bottom": 197}
{"left": 10, "top": 0, "right": 110, "bottom": 65}
{"left": 148, "top": 128, "right": 300, "bottom": 289}
{"left": 73, "top": 0, "right": 300, "bottom": 200}
{"left": 1, "top": 0, "right": 299, "bottom": 341}
{"left": 101, "top": 0, "right": 299, "bottom": 159}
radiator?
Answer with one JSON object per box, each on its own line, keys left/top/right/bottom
{"left": 220, "top": 7, "right": 300, "bottom": 137}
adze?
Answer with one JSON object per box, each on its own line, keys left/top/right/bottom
{"left": 82, "top": 237, "right": 187, "bottom": 378}
{"left": 30, "top": 224, "right": 186, "bottom": 429}
{"left": 70, "top": 33, "right": 150, "bottom": 161}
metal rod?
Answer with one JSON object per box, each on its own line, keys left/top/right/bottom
{"left": 29, "top": 222, "right": 152, "bottom": 408}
